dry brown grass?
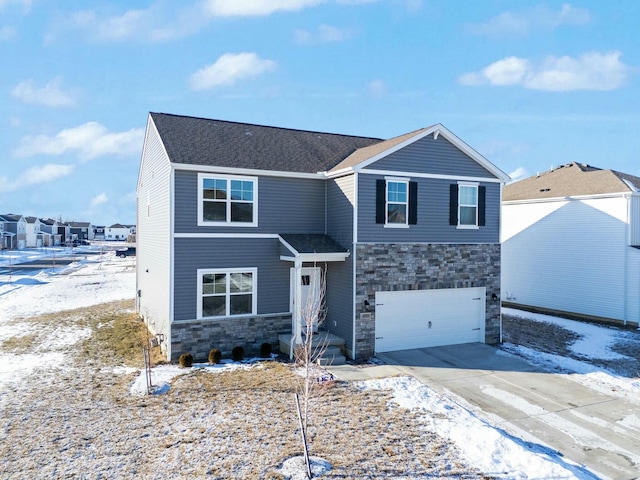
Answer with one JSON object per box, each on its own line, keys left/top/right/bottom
{"left": 0, "top": 300, "right": 483, "bottom": 479}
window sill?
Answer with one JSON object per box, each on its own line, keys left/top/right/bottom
{"left": 197, "top": 221, "right": 258, "bottom": 227}
{"left": 456, "top": 225, "right": 479, "bottom": 230}
{"left": 384, "top": 224, "right": 409, "bottom": 229}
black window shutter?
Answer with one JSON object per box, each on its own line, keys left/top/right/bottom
{"left": 449, "top": 184, "right": 458, "bottom": 225}
{"left": 375, "top": 179, "right": 385, "bottom": 224}
{"left": 408, "top": 181, "right": 418, "bottom": 225}
{"left": 478, "top": 185, "right": 486, "bottom": 226}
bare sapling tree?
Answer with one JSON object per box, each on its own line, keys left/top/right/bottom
{"left": 292, "top": 265, "right": 331, "bottom": 478}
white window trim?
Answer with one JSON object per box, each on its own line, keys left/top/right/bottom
{"left": 197, "top": 267, "right": 257, "bottom": 319}
{"left": 197, "top": 173, "right": 258, "bottom": 227}
{"left": 457, "top": 181, "right": 479, "bottom": 229}
{"left": 385, "top": 176, "right": 409, "bottom": 227}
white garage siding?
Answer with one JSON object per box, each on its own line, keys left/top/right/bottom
{"left": 502, "top": 196, "right": 630, "bottom": 323}
{"left": 375, "top": 287, "right": 486, "bottom": 353}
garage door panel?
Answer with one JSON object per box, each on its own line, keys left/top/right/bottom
{"left": 375, "top": 287, "right": 485, "bottom": 353}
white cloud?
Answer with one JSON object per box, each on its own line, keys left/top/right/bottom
{"left": 295, "top": 24, "right": 354, "bottom": 44}
{"left": 90, "top": 192, "right": 108, "bottom": 207}
{"left": 0, "top": 0, "right": 31, "bottom": 12}
{"left": 15, "top": 122, "right": 144, "bottom": 160}
{"left": 204, "top": 0, "right": 324, "bottom": 17}
{"left": 0, "top": 164, "right": 74, "bottom": 193}
{"left": 0, "top": 25, "right": 16, "bottom": 41}
{"left": 467, "top": 3, "right": 591, "bottom": 38}
{"left": 508, "top": 167, "right": 529, "bottom": 182}
{"left": 11, "top": 78, "right": 76, "bottom": 107}
{"left": 189, "top": 52, "right": 277, "bottom": 91}
{"left": 367, "top": 79, "right": 388, "bottom": 98}
{"left": 458, "top": 51, "right": 628, "bottom": 92}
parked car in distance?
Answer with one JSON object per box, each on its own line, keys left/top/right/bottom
{"left": 115, "top": 247, "right": 136, "bottom": 258}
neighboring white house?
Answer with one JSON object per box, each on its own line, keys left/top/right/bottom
{"left": 502, "top": 162, "right": 640, "bottom": 328}
{"left": 25, "top": 216, "right": 44, "bottom": 247}
{"left": 105, "top": 224, "right": 136, "bottom": 241}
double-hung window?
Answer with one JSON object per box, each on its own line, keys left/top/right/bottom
{"left": 450, "top": 182, "right": 485, "bottom": 228}
{"left": 386, "top": 179, "right": 408, "bottom": 225}
{"left": 198, "top": 268, "right": 257, "bottom": 318}
{"left": 458, "top": 184, "right": 478, "bottom": 226}
{"left": 198, "top": 174, "right": 257, "bottom": 226}
{"left": 376, "top": 178, "right": 417, "bottom": 226}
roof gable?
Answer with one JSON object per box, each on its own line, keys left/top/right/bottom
{"left": 150, "top": 112, "right": 382, "bottom": 174}
{"left": 504, "top": 163, "right": 640, "bottom": 201}
{"left": 329, "top": 124, "right": 510, "bottom": 182}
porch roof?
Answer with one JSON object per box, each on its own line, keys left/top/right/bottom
{"left": 279, "top": 234, "right": 350, "bottom": 263}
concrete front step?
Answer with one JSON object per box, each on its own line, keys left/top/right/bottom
{"left": 279, "top": 332, "right": 347, "bottom": 365}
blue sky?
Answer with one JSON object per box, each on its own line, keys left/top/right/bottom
{"left": 1, "top": 0, "right": 638, "bottom": 226}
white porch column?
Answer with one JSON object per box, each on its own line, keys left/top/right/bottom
{"left": 291, "top": 260, "right": 303, "bottom": 359}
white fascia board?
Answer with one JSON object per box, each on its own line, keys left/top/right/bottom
{"left": 174, "top": 233, "right": 280, "bottom": 239}
{"left": 359, "top": 168, "right": 503, "bottom": 184}
{"left": 325, "top": 167, "right": 355, "bottom": 179}
{"left": 299, "top": 252, "right": 349, "bottom": 262}
{"left": 172, "top": 163, "right": 324, "bottom": 180}
{"left": 503, "top": 191, "right": 630, "bottom": 206}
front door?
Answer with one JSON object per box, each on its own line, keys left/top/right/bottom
{"left": 290, "top": 267, "right": 322, "bottom": 334}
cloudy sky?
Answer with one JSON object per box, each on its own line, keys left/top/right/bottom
{"left": 1, "top": 0, "right": 638, "bottom": 226}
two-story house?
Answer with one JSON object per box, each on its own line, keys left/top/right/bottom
{"left": 502, "top": 162, "right": 640, "bottom": 327}
{"left": 68, "top": 221, "right": 94, "bottom": 241}
{"left": 39, "top": 218, "right": 63, "bottom": 246}
{"left": 0, "top": 214, "right": 27, "bottom": 249}
{"left": 137, "top": 113, "right": 509, "bottom": 362}
{"left": 106, "top": 224, "right": 135, "bottom": 241}
{"left": 25, "top": 216, "right": 44, "bottom": 248}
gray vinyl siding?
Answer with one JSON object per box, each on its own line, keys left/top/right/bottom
{"left": 174, "top": 170, "right": 325, "bottom": 234}
{"left": 326, "top": 175, "right": 355, "bottom": 247}
{"left": 367, "top": 135, "right": 495, "bottom": 178}
{"left": 137, "top": 118, "right": 173, "bottom": 356}
{"left": 357, "top": 174, "right": 500, "bottom": 243}
{"left": 173, "top": 237, "right": 290, "bottom": 321}
{"left": 325, "top": 256, "right": 354, "bottom": 346}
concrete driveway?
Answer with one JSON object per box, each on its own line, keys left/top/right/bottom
{"left": 329, "top": 344, "right": 640, "bottom": 480}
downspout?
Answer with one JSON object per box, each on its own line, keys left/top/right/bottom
{"left": 624, "top": 194, "right": 630, "bottom": 326}
{"left": 352, "top": 172, "right": 358, "bottom": 359}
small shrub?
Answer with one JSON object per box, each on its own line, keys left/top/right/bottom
{"left": 208, "top": 348, "right": 222, "bottom": 365}
{"left": 260, "top": 342, "right": 272, "bottom": 358}
{"left": 231, "top": 346, "right": 245, "bottom": 362}
{"left": 179, "top": 352, "right": 193, "bottom": 368}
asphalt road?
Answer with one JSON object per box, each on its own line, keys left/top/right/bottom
{"left": 329, "top": 344, "right": 640, "bottom": 480}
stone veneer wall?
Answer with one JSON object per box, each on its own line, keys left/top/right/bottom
{"left": 170, "top": 313, "right": 292, "bottom": 362}
{"left": 354, "top": 243, "right": 501, "bottom": 360}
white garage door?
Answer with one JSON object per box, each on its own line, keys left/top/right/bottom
{"left": 375, "top": 287, "right": 486, "bottom": 353}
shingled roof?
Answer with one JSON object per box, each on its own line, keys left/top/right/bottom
{"left": 329, "top": 127, "right": 432, "bottom": 173}
{"left": 504, "top": 162, "right": 640, "bottom": 201}
{"left": 150, "top": 112, "right": 382, "bottom": 174}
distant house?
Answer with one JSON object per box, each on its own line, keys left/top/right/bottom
{"left": 68, "top": 221, "right": 94, "bottom": 241}
{"left": 94, "top": 226, "right": 105, "bottom": 240}
{"left": 502, "top": 162, "right": 640, "bottom": 328}
{"left": 105, "top": 224, "right": 135, "bottom": 241}
{"left": 39, "top": 218, "right": 63, "bottom": 246}
{"left": 137, "top": 112, "right": 509, "bottom": 362}
{"left": 24, "top": 216, "right": 44, "bottom": 248}
{"left": 0, "top": 214, "right": 27, "bottom": 249}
